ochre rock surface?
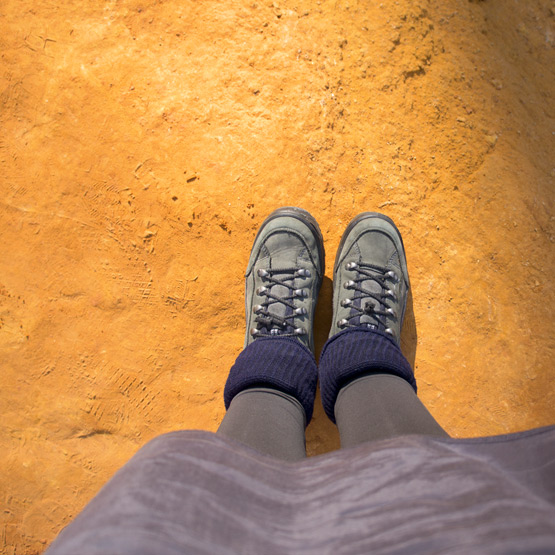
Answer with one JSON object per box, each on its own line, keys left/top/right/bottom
{"left": 1, "top": 0, "right": 554, "bottom": 552}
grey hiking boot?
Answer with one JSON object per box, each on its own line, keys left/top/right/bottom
{"left": 244, "top": 207, "right": 325, "bottom": 353}
{"left": 330, "top": 212, "right": 410, "bottom": 345}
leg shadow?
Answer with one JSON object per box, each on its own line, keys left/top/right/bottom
{"left": 307, "top": 275, "right": 341, "bottom": 455}
{"left": 400, "top": 288, "right": 417, "bottom": 370}
{"left": 314, "top": 275, "right": 333, "bottom": 360}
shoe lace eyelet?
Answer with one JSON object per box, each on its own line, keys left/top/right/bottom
{"left": 386, "top": 270, "right": 398, "bottom": 282}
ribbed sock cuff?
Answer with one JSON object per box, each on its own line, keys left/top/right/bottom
{"left": 224, "top": 337, "right": 318, "bottom": 424}
{"left": 319, "top": 328, "right": 416, "bottom": 423}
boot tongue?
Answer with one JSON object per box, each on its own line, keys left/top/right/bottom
{"left": 349, "top": 234, "right": 399, "bottom": 330}
{"left": 264, "top": 234, "right": 299, "bottom": 332}
{"left": 353, "top": 270, "right": 382, "bottom": 330}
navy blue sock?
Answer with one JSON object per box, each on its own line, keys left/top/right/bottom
{"left": 224, "top": 338, "right": 318, "bottom": 424}
{"left": 319, "top": 328, "right": 416, "bottom": 423}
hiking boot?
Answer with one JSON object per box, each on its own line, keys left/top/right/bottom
{"left": 244, "top": 207, "right": 325, "bottom": 353}
{"left": 329, "top": 212, "right": 410, "bottom": 344}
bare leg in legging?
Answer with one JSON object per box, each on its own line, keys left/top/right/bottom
{"left": 218, "top": 387, "right": 307, "bottom": 461}
{"left": 334, "top": 374, "right": 448, "bottom": 448}
{"left": 217, "top": 373, "right": 447, "bottom": 461}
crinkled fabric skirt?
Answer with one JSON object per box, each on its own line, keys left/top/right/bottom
{"left": 46, "top": 425, "right": 555, "bottom": 554}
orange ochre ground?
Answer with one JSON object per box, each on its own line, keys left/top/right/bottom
{"left": 1, "top": 0, "right": 554, "bottom": 552}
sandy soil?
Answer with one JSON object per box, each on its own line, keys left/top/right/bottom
{"left": 1, "top": 0, "right": 554, "bottom": 551}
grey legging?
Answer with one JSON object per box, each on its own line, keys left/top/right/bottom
{"left": 218, "top": 373, "right": 448, "bottom": 461}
